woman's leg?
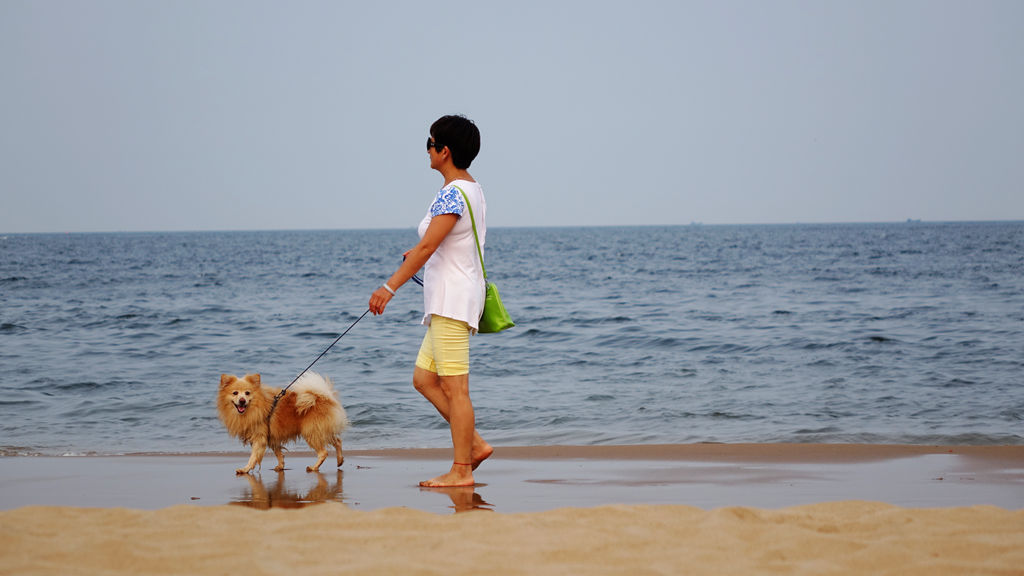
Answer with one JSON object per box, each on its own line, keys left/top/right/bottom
{"left": 413, "top": 366, "right": 493, "bottom": 467}
{"left": 413, "top": 316, "right": 492, "bottom": 486}
{"left": 418, "top": 372, "right": 475, "bottom": 487}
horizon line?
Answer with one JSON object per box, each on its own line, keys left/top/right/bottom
{"left": 2, "top": 218, "right": 1022, "bottom": 236}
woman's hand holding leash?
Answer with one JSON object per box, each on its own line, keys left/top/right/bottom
{"left": 369, "top": 284, "right": 394, "bottom": 315}
{"left": 370, "top": 246, "right": 433, "bottom": 316}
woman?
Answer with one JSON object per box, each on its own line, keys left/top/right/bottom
{"left": 368, "top": 114, "right": 493, "bottom": 487}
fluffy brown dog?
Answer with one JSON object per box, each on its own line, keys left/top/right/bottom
{"left": 217, "top": 372, "right": 348, "bottom": 475}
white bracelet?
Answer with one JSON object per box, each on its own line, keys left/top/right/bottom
{"left": 382, "top": 282, "right": 396, "bottom": 296}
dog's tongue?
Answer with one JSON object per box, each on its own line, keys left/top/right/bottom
{"left": 236, "top": 404, "right": 247, "bottom": 414}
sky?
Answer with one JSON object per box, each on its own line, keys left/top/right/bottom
{"left": 1, "top": 0, "right": 1022, "bottom": 233}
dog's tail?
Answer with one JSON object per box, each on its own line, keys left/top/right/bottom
{"left": 291, "top": 372, "right": 349, "bottom": 429}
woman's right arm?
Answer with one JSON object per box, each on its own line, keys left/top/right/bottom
{"left": 369, "top": 214, "right": 458, "bottom": 315}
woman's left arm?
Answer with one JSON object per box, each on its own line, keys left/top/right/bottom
{"left": 369, "top": 213, "right": 458, "bottom": 315}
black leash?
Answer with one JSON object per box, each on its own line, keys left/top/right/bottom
{"left": 266, "top": 308, "right": 371, "bottom": 424}
{"left": 264, "top": 261, "right": 416, "bottom": 427}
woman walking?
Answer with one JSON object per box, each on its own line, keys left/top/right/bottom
{"left": 368, "top": 115, "right": 493, "bottom": 487}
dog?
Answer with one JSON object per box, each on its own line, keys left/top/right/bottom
{"left": 217, "top": 371, "right": 348, "bottom": 475}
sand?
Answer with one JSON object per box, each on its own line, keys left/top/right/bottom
{"left": 1, "top": 444, "right": 1023, "bottom": 575}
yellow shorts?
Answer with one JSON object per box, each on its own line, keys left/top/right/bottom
{"left": 415, "top": 315, "right": 471, "bottom": 376}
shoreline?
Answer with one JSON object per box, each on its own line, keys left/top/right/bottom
{"left": 2, "top": 443, "right": 1022, "bottom": 575}
{"left": 344, "top": 442, "right": 1024, "bottom": 462}
{"left": 29, "top": 442, "right": 1024, "bottom": 462}
{"left": 2, "top": 443, "right": 1021, "bottom": 513}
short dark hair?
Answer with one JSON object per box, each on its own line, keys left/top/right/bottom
{"left": 430, "top": 115, "right": 480, "bottom": 169}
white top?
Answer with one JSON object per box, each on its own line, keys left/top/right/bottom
{"left": 417, "top": 179, "right": 487, "bottom": 331}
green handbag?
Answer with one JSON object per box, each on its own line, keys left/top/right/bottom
{"left": 455, "top": 186, "right": 515, "bottom": 334}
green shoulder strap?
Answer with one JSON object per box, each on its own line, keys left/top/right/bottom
{"left": 453, "top": 185, "right": 487, "bottom": 281}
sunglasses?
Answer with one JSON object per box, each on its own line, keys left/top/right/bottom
{"left": 427, "top": 138, "right": 445, "bottom": 151}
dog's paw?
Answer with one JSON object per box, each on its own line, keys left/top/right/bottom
{"left": 306, "top": 465, "right": 321, "bottom": 473}
{"left": 273, "top": 465, "right": 285, "bottom": 472}
{"left": 235, "top": 468, "right": 250, "bottom": 475}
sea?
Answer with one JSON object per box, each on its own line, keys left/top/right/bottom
{"left": 1, "top": 222, "right": 1022, "bottom": 456}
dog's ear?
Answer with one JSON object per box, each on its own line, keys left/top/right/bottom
{"left": 244, "top": 373, "right": 261, "bottom": 387}
{"left": 220, "top": 374, "right": 237, "bottom": 389}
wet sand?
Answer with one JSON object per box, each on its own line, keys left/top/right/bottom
{"left": 1, "top": 444, "right": 1021, "bottom": 512}
{"left": 1, "top": 444, "right": 1022, "bottom": 574}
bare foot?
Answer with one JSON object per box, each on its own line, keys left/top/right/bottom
{"left": 419, "top": 464, "right": 474, "bottom": 487}
{"left": 472, "top": 442, "right": 494, "bottom": 471}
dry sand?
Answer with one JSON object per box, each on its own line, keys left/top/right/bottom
{"left": 1, "top": 444, "right": 1022, "bottom": 575}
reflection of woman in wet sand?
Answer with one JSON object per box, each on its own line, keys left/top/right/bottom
{"left": 420, "top": 485, "right": 493, "bottom": 514}
{"left": 369, "top": 115, "right": 494, "bottom": 487}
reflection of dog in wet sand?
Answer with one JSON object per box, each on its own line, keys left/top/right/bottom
{"left": 232, "top": 470, "right": 345, "bottom": 510}
{"left": 217, "top": 372, "right": 348, "bottom": 475}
